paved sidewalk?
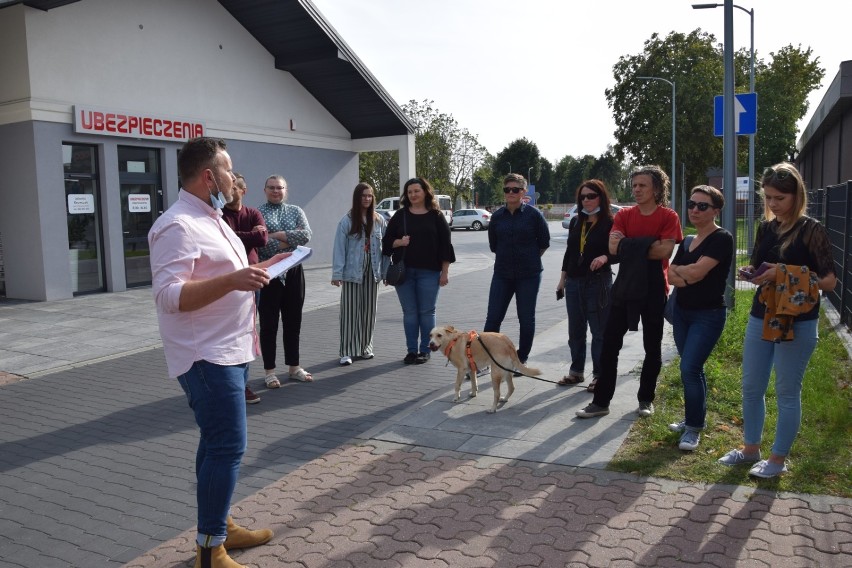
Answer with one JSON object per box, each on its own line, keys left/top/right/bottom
{"left": 1, "top": 224, "right": 850, "bottom": 567}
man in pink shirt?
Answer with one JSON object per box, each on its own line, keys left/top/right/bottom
{"left": 149, "top": 137, "right": 286, "bottom": 568}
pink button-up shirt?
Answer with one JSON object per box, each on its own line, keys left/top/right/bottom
{"left": 149, "top": 189, "right": 255, "bottom": 378}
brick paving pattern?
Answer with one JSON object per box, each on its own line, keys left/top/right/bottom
{"left": 127, "top": 442, "right": 852, "bottom": 568}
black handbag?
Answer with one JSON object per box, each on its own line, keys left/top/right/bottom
{"left": 386, "top": 211, "right": 407, "bottom": 286}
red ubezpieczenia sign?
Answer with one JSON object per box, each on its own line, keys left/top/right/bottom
{"left": 74, "top": 105, "right": 204, "bottom": 142}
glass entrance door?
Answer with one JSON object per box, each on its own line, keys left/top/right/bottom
{"left": 64, "top": 144, "right": 105, "bottom": 294}
{"left": 118, "top": 147, "right": 162, "bottom": 287}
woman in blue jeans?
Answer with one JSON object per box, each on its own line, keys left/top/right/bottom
{"left": 666, "top": 186, "right": 733, "bottom": 451}
{"left": 556, "top": 179, "right": 616, "bottom": 389}
{"left": 382, "top": 177, "right": 455, "bottom": 364}
{"left": 719, "top": 163, "right": 835, "bottom": 478}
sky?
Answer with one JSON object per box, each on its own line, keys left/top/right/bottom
{"left": 311, "top": 0, "right": 848, "bottom": 164}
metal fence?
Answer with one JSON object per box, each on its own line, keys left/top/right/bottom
{"left": 816, "top": 181, "right": 852, "bottom": 328}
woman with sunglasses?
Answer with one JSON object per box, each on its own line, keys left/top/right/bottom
{"left": 556, "top": 180, "right": 616, "bottom": 389}
{"left": 666, "top": 186, "right": 733, "bottom": 451}
{"left": 484, "top": 173, "right": 551, "bottom": 368}
{"left": 719, "top": 163, "right": 835, "bottom": 477}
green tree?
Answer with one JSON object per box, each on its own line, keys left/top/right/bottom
{"left": 359, "top": 150, "right": 399, "bottom": 200}
{"left": 402, "top": 100, "right": 489, "bottom": 207}
{"left": 606, "top": 30, "right": 722, "bottom": 193}
{"left": 590, "top": 151, "right": 631, "bottom": 202}
{"left": 553, "top": 155, "right": 578, "bottom": 204}
{"left": 754, "top": 45, "right": 823, "bottom": 166}
{"left": 606, "top": 30, "right": 823, "bottom": 192}
{"left": 472, "top": 156, "right": 500, "bottom": 207}
{"left": 493, "top": 138, "right": 541, "bottom": 185}
{"left": 535, "top": 158, "right": 554, "bottom": 203}
{"left": 449, "top": 128, "right": 489, "bottom": 202}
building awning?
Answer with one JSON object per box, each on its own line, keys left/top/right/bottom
{"left": 1, "top": 0, "right": 414, "bottom": 139}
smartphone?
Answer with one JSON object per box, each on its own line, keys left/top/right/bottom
{"left": 556, "top": 289, "right": 565, "bottom": 301}
{"left": 752, "top": 262, "right": 771, "bottom": 279}
{"left": 739, "top": 262, "right": 771, "bottom": 281}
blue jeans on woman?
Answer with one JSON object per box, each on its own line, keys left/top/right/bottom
{"left": 672, "top": 304, "right": 727, "bottom": 431}
{"left": 564, "top": 273, "right": 612, "bottom": 377}
{"left": 394, "top": 266, "right": 441, "bottom": 354}
{"left": 484, "top": 271, "right": 542, "bottom": 362}
{"left": 177, "top": 360, "right": 248, "bottom": 546}
{"left": 741, "top": 315, "right": 818, "bottom": 456}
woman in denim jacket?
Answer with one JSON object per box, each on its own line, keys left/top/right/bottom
{"left": 332, "top": 183, "right": 389, "bottom": 366}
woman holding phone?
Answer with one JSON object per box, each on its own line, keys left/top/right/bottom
{"left": 719, "top": 163, "right": 836, "bottom": 478}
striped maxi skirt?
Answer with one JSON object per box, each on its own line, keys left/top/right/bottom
{"left": 339, "top": 253, "right": 379, "bottom": 358}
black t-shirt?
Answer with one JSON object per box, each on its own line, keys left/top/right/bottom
{"left": 748, "top": 217, "right": 834, "bottom": 320}
{"left": 672, "top": 228, "right": 733, "bottom": 310}
{"left": 381, "top": 208, "right": 456, "bottom": 272}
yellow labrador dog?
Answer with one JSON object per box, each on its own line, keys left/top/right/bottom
{"left": 429, "top": 325, "right": 541, "bottom": 413}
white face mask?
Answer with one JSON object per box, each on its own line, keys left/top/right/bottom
{"left": 583, "top": 206, "right": 601, "bottom": 215}
{"left": 208, "top": 175, "right": 227, "bottom": 210}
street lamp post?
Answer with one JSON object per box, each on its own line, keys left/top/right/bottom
{"left": 528, "top": 166, "right": 533, "bottom": 184}
{"left": 693, "top": 2, "right": 755, "bottom": 249}
{"left": 637, "top": 76, "right": 676, "bottom": 216}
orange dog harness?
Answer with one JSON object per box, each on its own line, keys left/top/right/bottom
{"left": 443, "top": 330, "right": 480, "bottom": 375}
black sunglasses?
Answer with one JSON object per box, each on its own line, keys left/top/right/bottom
{"left": 686, "top": 200, "right": 713, "bottom": 212}
{"left": 579, "top": 193, "right": 599, "bottom": 201}
{"left": 763, "top": 167, "right": 791, "bottom": 181}
{"left": 503, "top": 186, "right": 523, "bottom": 194}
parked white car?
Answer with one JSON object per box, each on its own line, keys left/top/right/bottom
{"left": 451, "top": 208, "right": 491, "bottom": 230}
{"left": 562, "top": 204, "right": 623, "bottom": 229}
{"left": 376, "top": 194, "right": 454, "bottom": 223}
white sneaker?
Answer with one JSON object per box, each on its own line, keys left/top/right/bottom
{"left": 668, "top": 420, "right": 686, "bottom": 433}
{"left": 339, "top": 356, "right": 352, "bottom": 366}
{"left": 678, "top": 430, "right": 701, "bottom": 451}
{"left": 637, "top": 401, "right": 654, "bottom": 417}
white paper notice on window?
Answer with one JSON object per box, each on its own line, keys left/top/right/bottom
{"left": 266, "top": 245, "right": 312, "bottom": 279}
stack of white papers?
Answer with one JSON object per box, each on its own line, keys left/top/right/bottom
{"left": 267, "top": 245, "right": 312, "bottom": 278}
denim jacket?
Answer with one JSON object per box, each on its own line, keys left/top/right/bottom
{"left": 332, "top": 212, "right": 389, "bottom": 283}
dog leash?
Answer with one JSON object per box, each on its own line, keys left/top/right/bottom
{"left": 469, "top": 332, "right": 561, "bottom": 384}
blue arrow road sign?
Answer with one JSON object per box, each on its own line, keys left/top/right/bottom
{"left": 714, "top": 92, "right": 757, "bottom": 136}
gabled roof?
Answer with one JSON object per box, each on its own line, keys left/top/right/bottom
{"left": 1, "top": 0, "right": 414, "bottom": 139}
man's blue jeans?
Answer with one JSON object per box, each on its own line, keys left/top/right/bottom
{"left": 741, "top": 315, "right": 818, "bottom": 456}
{"left": 177, "top": 360, "right": 248, "bottom": 546}
{"left": 394, "top": 267, "right": 441, "bottom": 353}
{"left": 564, "top": 273, "right": 612, "bottom": 377}
{"left": 484, "top": 272, "right": 542, "bottom": 362}
{"left": 672, "top": 305, "right": 727, "bottom": 431}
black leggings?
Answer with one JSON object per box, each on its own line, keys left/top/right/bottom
{"left": 258, "top": 265, "right": 305, "bottom": 370}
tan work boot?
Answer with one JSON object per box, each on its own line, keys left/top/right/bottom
{"left": 223, "top": 516, "right": 273, "bottom": 550}
{"left": 194, "top": 544, "right": 246, "bottom": 568}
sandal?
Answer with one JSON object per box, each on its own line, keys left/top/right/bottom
{"left": 264, "top": 374, "right": 281, "bottom": 389}
{"left": 557, "top": 374, "right": 585, "bottom": 386}
{"left": 586, "top": 377, "right": 598, "bottom": 393}
{"left": 288, "top": 368, "right": 313, "bottom": 382}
